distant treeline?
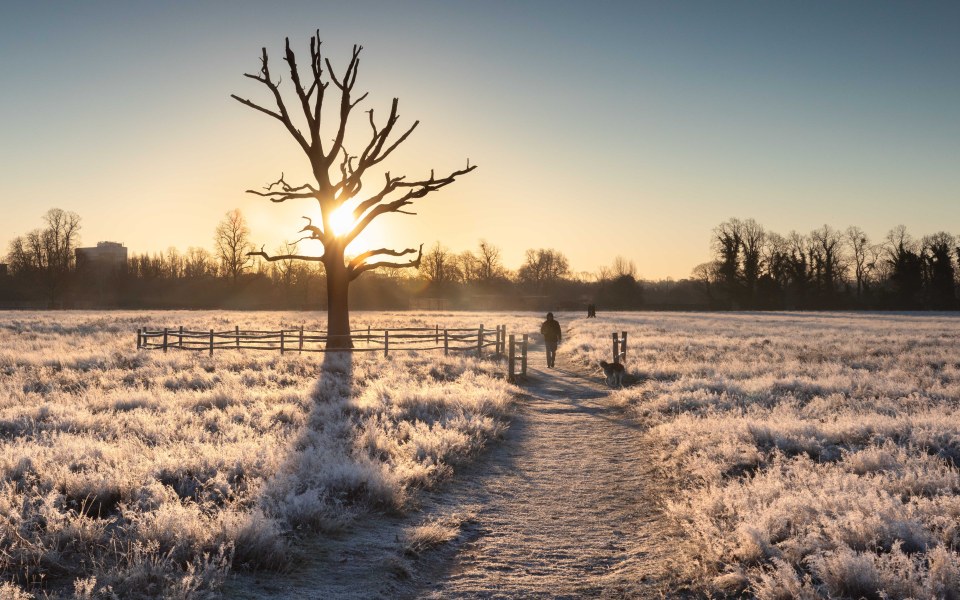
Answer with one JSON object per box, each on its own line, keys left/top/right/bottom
{"left": 696, "top": 219, "right": 960, "bottom": 310}
{"left": 1, "top": 209, "right": 957, "bottom": 311}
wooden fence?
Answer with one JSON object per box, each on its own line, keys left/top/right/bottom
{"left": 136, "top": 325, "right": 530, "bottom": 380}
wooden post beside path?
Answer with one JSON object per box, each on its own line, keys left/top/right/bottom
{"left": 521, "top": 334, "right": 528, "bottom": 376}
{"left": 508, "top": 334, "right": 516, "bottom": 382}
{"left": 612, "top": 332, "right": 620, "bottom": 364}
{"left": 209, "top": 329, "right": 214, "bottom": 357}
{"left": 444, "top": 329, "right": 449, "bottom": 356}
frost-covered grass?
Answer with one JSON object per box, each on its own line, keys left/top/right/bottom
{"left": 0, "top": 310, "right": 536, "bottom": 598}
{"left": 565, "top": 311, "right": 960, "bottom": 599}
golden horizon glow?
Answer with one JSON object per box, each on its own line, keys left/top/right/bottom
{"left": 328, "top": 205, "right": 357, "bottom": 238}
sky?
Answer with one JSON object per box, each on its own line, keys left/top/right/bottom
{"left": 1, "top": 1, "right": 958, "bottom": 279}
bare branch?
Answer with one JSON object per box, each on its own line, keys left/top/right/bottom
{"left": 284, "top": 36, "right": 317, "bottom": 144}
{"left": 344, "top": 162, "right": 477, "bottom": 244}
{"left": 348, "top": 245, "right": 419, "bottom": 270}
{"left": 248, "top": 245, "right": 326, "bottom": 262}
{"left": 298, "top": 216, "right": 326, "bottom": 242}
{"left": 232, "top": 47, "right": 310, "bottom": 155}
{"left": 349, "top": 244, "right": 423, "bottom": 279}
{"left": 245, "top": 174, "right": 319, "bottom": 203}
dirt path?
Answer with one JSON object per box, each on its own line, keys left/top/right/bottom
{"left": 413, "top": 349, "right": 675, "bottom": 598}
{"left": 223, "top": 349, "right": 677, "bottom": 598}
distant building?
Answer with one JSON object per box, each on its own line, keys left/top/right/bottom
{"left": 76, "top": 241, "right": 128, "bottom": 270}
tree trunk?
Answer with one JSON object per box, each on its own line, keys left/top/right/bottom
{"left": 325, "top": 254, "right": 352, "bottom": 350}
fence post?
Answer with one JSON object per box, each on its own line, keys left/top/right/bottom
{"left": 178, "top": 326, "right": 184, "bottom": 349}
{"left": 235, "top": 325, "right": 240, "bottom": 349}
{"left": 495, "top": 325, "right": 502, "bottom": 357}
{"left": 299, "top": 326, "right": 304, "bottom": 354}
{"left": 444, "top": 329, "right": 449, "bottom": 356}
{"left": 137, "top": 328, "right": 142, "bottom": 350}
{"left": 508, "top": 334, "right": 516, "bottom": 382}
{"left": 435, "top": 324, "right": 439, "bottom": 344}
{"left": 209, "top": 329, "right": 214, "bottom": 357}
{"left": 612, "top": 332, "right": 620, "bottom": 364}
{"left": 367, "top": 325, "right": 371, "bottom": 347}
{"left": 384, "top": 330, "right": 390, "bottom": 357}
{"left": 501, "top": 325, "right": 506, "bottom": 356}
{"left": 621, "top": 331, "right": 628, "bottom": 362}
{"left": 478, "top": 324, "right": 484, "bottom": 358}
{"left": 280, "top": 330, "right": 285, "bottom": 355}
{"left": 521, "top": 334, "right": 528, "bottom": 376}
{"left": 162, "top": 328, "right": 168, "bottom": 353}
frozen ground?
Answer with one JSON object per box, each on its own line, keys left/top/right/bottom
{"left": 0, "top": 311, "right": 533, "bottom": 599}
{"left": 566, "top": 311, "right": 960, "bottom": 598}
{"left": 224, "top": 341, "right": 682, "bottom": 599}
{"left": 5, "top": 310, "right": 957, "bottom": 598}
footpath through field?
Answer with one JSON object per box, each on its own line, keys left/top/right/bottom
{"left": 223, "top": 343, "right": 675, "bottom": 599}
{"left": 415, "top": 344, "right": 673, "bottom": 598}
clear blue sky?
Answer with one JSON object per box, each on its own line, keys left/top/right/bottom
{"left": 1, "top": 1, "right": 958, "bottom": 278}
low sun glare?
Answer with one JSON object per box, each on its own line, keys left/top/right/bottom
{"left": 328, "top": 205, "right": 356, "bottom": 237}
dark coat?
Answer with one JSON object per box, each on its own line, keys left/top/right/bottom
{"left": 540, "top": 318, "right": 562, "bottom": 344}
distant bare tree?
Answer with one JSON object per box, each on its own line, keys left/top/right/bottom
{"left": 712, "top": 219, "right": 743, "bottom": 306}
{"left": 611, "top": 256, "right": 638, "bottom": 280}
{"left": 457, "top": 250, "right": 481, "bottom": 283}
{"left": 809, "top": 225, "right": 846, "bottom": 296}
{"left": 214, "top": 209, "right": 254, "bottom": 282}
{"left": 232, "top": 33, "right": 475, "bottom": 347}
{"left": 420, "top": 242, "right": 461, "bottom": 286}
{"left": 845, "top": 226, "right": 869, "bottom": 298}
{"left": 518, "top": 248, "right": 570, "bottom": 287}
{"left": 476, "top": 240, "right": 506, "bottom": 283}
{"left": 6, "top": 208, "right": 81, "bottom": 306}
{"left": 183, "top": 247, "right": 217, "bottom": 278}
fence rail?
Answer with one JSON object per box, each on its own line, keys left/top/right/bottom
{"left": 137, "top": 324, "right": 512, "bottom": 358}
{"left": 137, "top": 323, "right": 532, "bottom": 382}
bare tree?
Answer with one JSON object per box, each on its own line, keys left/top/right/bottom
{"left": 845, "top": 226, "right": 869, "bottom": 298}
{"left": 809, "top": 224, "right": 846, "bottom": 296}
{"left": 476, "top": 240, "right": 506, "bottom": 283}
{"left": 183, "top": 247, "right": 216, "bottom": 278}
{"left": 233, "top": 34, "right": 475, "bottom": 347}
{"left": 420, "top": 242, "right": 460, "bottom": 286}
{"left": 214, "top": 209, "right": 254, "bottom": 282}
{"left": 5, "top": 208, "right": 81, "bottom": 306}
{"left": 611, "top": 256, "right": 638, "bottom": 280}
{"left": 518, "top": 248, "right": 570, "bottom": 287}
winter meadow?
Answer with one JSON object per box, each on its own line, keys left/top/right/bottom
{"left": 0, "top": 310, "right": 958, "bottom": 597}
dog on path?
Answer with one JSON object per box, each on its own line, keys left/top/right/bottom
{"left": 599, "top": 360, "right": 625, "bottom": 388}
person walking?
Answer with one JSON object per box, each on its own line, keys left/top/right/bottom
{"left": 540, "top": 312, "right": 562, "bottom": 368}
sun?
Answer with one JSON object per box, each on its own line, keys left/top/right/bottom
{"left": 328, "top": 205, "right": 356, "bottom": 237}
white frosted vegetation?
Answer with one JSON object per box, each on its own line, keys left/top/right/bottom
{"left": 566, "top": 312, "right": 960, "bottom": 598}
{"left": 0, "top": 311, "right": 532, "bottom": 598}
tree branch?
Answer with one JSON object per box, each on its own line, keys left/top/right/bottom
{"left": 349, "top": 244, "right": 423, "bottom": 279}
{"left": 347, "top": 245, "right": 419, "bottom": 270}
{"left": 248, "top": 246, "right": 326, "bottom": 262}
{"left": 232, "top": 47, "right": 310, "bottom": 155}
{"left": 245, "top": 174, "right": 319, "bottom": 203}
{"left": 343, "top": 162, "right": 477, "bottom": 244}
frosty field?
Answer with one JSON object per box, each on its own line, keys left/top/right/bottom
{"left": 0, "top": 311, "right": 536, "bottom": 598}
{"left": 3, "top": 309, "right": 960, "bottom": 599}
{"left": 567, "top": 311, "right": 960, "bottom": 598}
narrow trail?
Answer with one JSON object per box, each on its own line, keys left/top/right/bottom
{"left": 414, "top": 348, "right": 674, "bottom": 598}
{"left": 223, "top": 347, "right": 678, "bottom": 599}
